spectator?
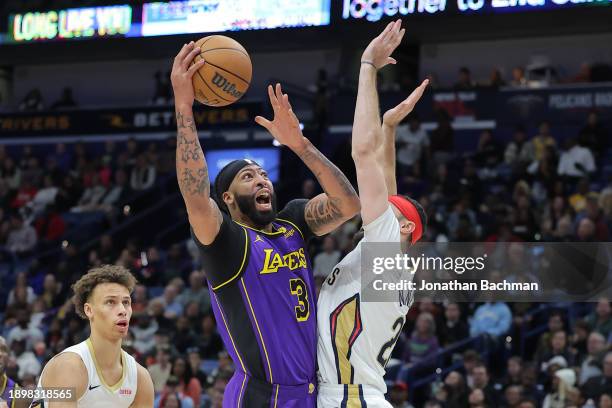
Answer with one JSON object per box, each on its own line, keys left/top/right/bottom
{"left": 130, "top": 154, "right": 156, "bottom": 191}
{"left": 578, "top": 332, "right": 607, "bottom": 386}
{"left": 156, "top": 284, "right": 183, "bottom": 320}
{"left": 301, "top": 179, "right": 317, "bottom": 199}
{"left": 395, "top": 114, "right": 430, "bottom": 173}
{"left": 531, "top": 121, "right": 557, "bottom": 162}
{"left": 50, "top": 87, "right": 77, "bottom": 110}
{"left": 443, "top": 371, "right": 470, "bottom": 408}
{"left": 148, "top": 346, "right": 172, "bottom": 394}
{"left": 39, "top": 273, "right": 63, "bottom": 309}
{"left": 488, "top": 68, "right": 506, "bottom": 88}
{"left": 132, "top": 313, "right": 159, "bottom": 355}
{"left": 504, "top": 385, "right": 524, "bottom": 408}
{"left": 468, "top": 387, "right": 487, "bottom": 408}
{"left": 195, "top": 315, "right": 223, "bottom": 359}
{"left": 70, "top": 173, "right": 107, "bottom": 212}
{"left": 504, "top": 126, "right": 535, "bottom": 170}
{"left": 429, "top": 110, "right": 454, "bottom": 164}
{"left": 579, "top": 111, "right": 609, "bottom": 154}
{"left": 580, "top": 194, "right": 610, "bottom": 240}
{"left": 156, "top": 375, "right": 194, "bottom": 408}
{"left": 585, "top": 298, "right": 612, "bottom": 339}
{"left": 203, "top": 370, "right": 231, "bottom": 408}
{"left": 454, "top": 67, "right": 475, "bottom": 90}
{"left": 10, "top": 337, "right": 41, "bottom": 381}
{"left": 557, "top": 138, "right": 596, "bottom": 179}
{"left": 404, "top": 312, "right": 440, "bottom": 366}
{"left": 535, "top": 312, "right": 566, "bottom": 359}
{"left": 389, "top": 381, "right": 414, "bottom": 408}
{"left": 543, "top": 368, "right": 576, "bottom": 408}
{"left": 510, "top": 67, "right": 527, "bottom": 87}
{"left": 469, "top": 301, "right": 512, "bottom": 339}
{"left": 5, "top": 213, "right": 37, "bottom": 256}
{"left": 472, "top": 364, "right": 499, "bottom": 405}
{"left": 186, "top": 347, "right": 207, "bottom": 386}
{"left": 170, "top": 356, "right": 201, "bottom": 408}
{"left": 440, "top": 302, "right": 469, "bottom": 347}
{"left": 174, "top": 316, "right": 197, "bottom": 354}
{"left": 152, "top": 71, "right": 172, "bottom": 105}
{"left": 581, "top": 352, "right": 612, "bottom": 401}
{"left": 569, "top": 179, "right": 594, "bottom": 213}
{"left": 313, "top": 236, "right": 341, "bottom": 278}
{"left": 500, "top": 356, "right": 524, "bottom": 387}
{"left": 6, "top": 272, "right": 36, "bottom": 306}
{"left": 177, "top": 270, "right": 211, "bottom": 315}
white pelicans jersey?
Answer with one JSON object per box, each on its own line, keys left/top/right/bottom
{"left": 317, "top": 206, "right": 414, "bottom": 406}
{"left": 32, "top": 339, "right": 137, "bottom": 408}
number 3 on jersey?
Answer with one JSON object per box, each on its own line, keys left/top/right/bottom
{"left": 290, "top": 278, "right": 310, "bottom": 322}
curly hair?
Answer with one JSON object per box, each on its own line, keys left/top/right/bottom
{"left": 72, "top": 265, "right": 137, "bottom": 320}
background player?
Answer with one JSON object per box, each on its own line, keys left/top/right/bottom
{"left": 170, "top": 42, "right": 360, "bottom": 406}
{"left": 0, "top": 336, "right": 28, "bottom": 408}
{"left": 317, "top": 20, "right": 429, "bottom": 407}
{"left": 31, "top": 266, "right": 154, "bottom": 407}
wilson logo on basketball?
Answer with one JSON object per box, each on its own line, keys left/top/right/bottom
{"left": 119, "top": 389, "right": 132, "bottom": 395}
{"left": 211, "top": 72, "right": 244, "bottom": 98}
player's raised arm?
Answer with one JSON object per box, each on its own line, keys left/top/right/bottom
{"left": 171, "top": 41, "right": 222, "bottom": 245}
{"left": 380, "top": 80, "right": 429, "bottom": 195}
{"left": 351, "top": 20, "right": 405, "bottom": 225}
{"left": 255, "top": 84, "right": 360, "bottom": 236}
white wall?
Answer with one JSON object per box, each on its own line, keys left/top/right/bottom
{"left": 12, "top": 49, "right": 341, "bottom": 108}
{"left": 420, "top": 33, "right": 612, "bottom": 86}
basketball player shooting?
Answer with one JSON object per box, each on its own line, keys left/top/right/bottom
{"left": 317, "top": 20, "right": 429, "bottom": 408}
{"left": 171, "top": 42, "right": 360, "bottom": 406}
{"left": 31, "top": 266, "right": 154, "bottom": 408}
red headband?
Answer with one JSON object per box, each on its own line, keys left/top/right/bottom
{"left": 388, "top": 195, "right": 423, "bottom": 244}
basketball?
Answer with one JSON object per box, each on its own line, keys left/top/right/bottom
{"left": 191, "top": 35, "right": 252, "bottom": 107}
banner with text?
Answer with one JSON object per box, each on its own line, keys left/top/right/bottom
{"left": 0, "top": 102, "right": 261, "bottom": 137}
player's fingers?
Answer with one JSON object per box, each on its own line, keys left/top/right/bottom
{"left": 282, "top": 93, "right": 292, "bottom": 111}
{"left": 183, "top": 46, "right": 201, "bottom": 71}
{"left": 172, "top": 43, "right": 188, "bottom": 67}
{"left": 275, "top": 83, "right": 284, "bottom": 104}
{"left": 186, "top": 58, "right": 206, "bottom": 77}
{"left": 267, "top": 85, "right": 280, "bottom": 111}
{"left": 255, "top": 116, "right": 273, "bottom": 130}
{"left": 402, "top": 79, "right": 429, "bottom": 108}
{"left": 387, "top": 57, "right": 397, "bottom": 65}
{"left": 176, "top": 41, "right": 194, "bottom": 63}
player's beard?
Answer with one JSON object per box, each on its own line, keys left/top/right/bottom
{"left": 235, "top": 191, "right": 278, "bottom": 228}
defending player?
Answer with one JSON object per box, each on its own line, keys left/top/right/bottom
{"left": 1, "top": 336, "right": 28, "bottom": 408}
{"left": 31, "top": 266, "right": 154, "bottom": 407}
{"left": 317, "top": 20, "right": 429, "bottom": 407}
{"left": 170, "top": 43, "right": 360, "bottom": 406}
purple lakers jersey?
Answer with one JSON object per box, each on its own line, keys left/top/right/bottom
{"left": 0, "top": 374, "right": 19, "bottom": 408}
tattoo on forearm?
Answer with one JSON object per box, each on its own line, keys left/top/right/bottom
{"left": 305, "top": 197, "right": 343, "bottom": 231}
{"left": 300, "top": 147, "right": 356, "bottom": 197}
{"left": 177, "top": 131, "right": 202, "bottom": 163}
{"left": 176, "top": 112, "right": 196, "bottom": 132}
{"left": 179, "top": 167, "right": 210, "bottom": 197}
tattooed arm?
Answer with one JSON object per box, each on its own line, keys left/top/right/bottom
{"left": 255, "top": 84, "right": 360, "bottom": 236}
{"left": 171, "top": 41, "right": 222, "bottom": 245}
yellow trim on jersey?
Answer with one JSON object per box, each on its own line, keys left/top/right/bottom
{"left": 0, "top": 373, "right": 6, "bottom": 396}
{"left": 234, "top": 220, "right": 284, "bottom": 236}
{"left": 273, "top": 384, "right": 279, "bottom": 408}
{"left": 334, "top": 299, "right": 357, "bottom": 383}
{"left": 212, "top": 227, "right": 249, "bottom": 290}
{"left": 212, "top": 291, "right": 246, "bottom": 373}
{"left": 85, "top": 338, "right": 126, "bottom": 393}
{"left": 237, "top": 374, "right": 247, "bottom": 408}
{"left": 275, "top": 218, "right": 305, "bottom": 241}
{"left": 240, "top": 279, "right": 274, "bottom": 383}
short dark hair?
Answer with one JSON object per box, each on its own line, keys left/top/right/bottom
{"left": 72, "top": 265, "right": 137, "bottom": 320}
{"left": 399, "top": 195, "right": 428, "bottom": 238}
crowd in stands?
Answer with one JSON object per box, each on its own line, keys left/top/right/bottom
{"left": 0, "top": 100, "right": 611, "bottom": 407}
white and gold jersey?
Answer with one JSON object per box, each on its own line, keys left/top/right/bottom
{"left": 33, "top": 339, "right": 137, "bottom": 408}
{"left": 317, "top": 206, "right": 413, "bottom": 405}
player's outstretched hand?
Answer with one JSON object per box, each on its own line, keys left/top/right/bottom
{"left": 361, "top": 19, "right": 405, "bottom": 70}
{"left": 170, "top": 41, "right": 206, "bottom": 107}
{"left": 255, "top": 83, "right": 306, "bottom": 151}
{"left": 382, "top": 79, "right": 429, "bottom": 127}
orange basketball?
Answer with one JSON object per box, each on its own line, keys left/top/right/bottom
{"left": 191, "top": 35, "right": 252, "bottom": 107}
